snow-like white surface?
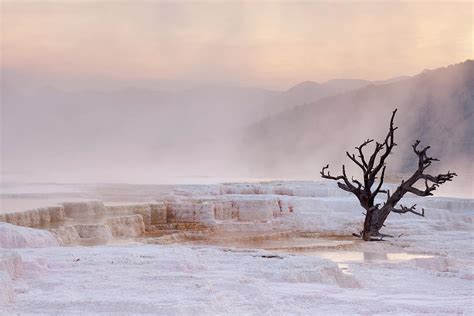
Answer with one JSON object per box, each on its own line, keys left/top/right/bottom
{"left": 3, "top": 246, "right": 360, "bottom": 314}
{"left": 0, "top": 181, "right": 473, "bottom": 314}
{"left": 0, "top": 271, "right": 14, "bottom": 305}
{"left": 2, "top": 243, "right": 472, "bottom": 314}
{"left": 0, "top": 223, "right": 59, "bottom": 249}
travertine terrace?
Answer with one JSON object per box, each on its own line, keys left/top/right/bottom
{"left": 0, "top": 181, "right": 472, "bottom": 314}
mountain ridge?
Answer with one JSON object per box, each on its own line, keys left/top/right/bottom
{"left": 243, "top": 60, "right": 473, "bottom": 184}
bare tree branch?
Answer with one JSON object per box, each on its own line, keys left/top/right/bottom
{"left": 370, "top": 109, "right": 398, "bottom": 179}
{"left": 321, "top": 164, "right": 358, "bottom": 193}
{"left": 355, "top": 139, "right": 373, "bottom": 169}
{"left": 320, "top": 108, "right": 457, "bottom": 241}
{"left": 372, "top": 140, "right": 457, "bottom": 233}
{"left": 373, "top": 165, "right": 386, "bottom": 196}
{"left": 351, "top": 176, "right": 363, "bottom": 190}
{"left": 391, "top": 204, "right": 425, "bottom": 217}
{"left": 346, "top": 151, "right": 366, "bottom": 172}
{"left": 320, "top": 164, "right": 343, "bottom": 181}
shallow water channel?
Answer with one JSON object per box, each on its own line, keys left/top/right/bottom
{"left": 38, "top": 218, "right": 434, "bottom": 272}
{"left": 144, "top": 231, "right": 434, "bottom": 274}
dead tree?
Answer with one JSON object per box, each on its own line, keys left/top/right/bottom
{"left": 321, "top": 109, "right": 456, "bottom": 241}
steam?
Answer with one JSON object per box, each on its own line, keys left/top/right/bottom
{"left": 1, "top": 2, "right": 472, "bottom": 198}
{"left": 240, "top": 62, "right": 473, "bottom": 198}
{"left": 1, "top": 62, "right": 472, "bottom": 200}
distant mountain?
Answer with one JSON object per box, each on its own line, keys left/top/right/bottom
{"left": 262, "top": 79, "right": 372, "bottom": 114}
{"left": 373, "top": 75, "right": 412, "bottom": 85}
{"left": 2, "top": 62, "right": 470, "bottom": 188}
{"left": 243, "top": 61, "right": 474, "bottom": 184}
{"left": 0, "top": 72, "right": 378, "bottom": 169}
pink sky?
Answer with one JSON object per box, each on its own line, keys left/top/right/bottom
{"left": 1, "top": 1, "right": 472, "bottom": 89}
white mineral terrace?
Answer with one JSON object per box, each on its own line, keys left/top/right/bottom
{"left": 0, "top": 181, "right": 473, "bottom": 314}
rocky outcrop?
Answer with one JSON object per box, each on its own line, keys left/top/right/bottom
{"left": 0, "top": 206, "right": 66, "bottom": 228}
{"left": 164, "top": 200, "right": 215, "bottom": 224}
{"left": 106, "top": 215, "right": 145, "bottom": 237}
{"left": 148, "top": 195, "right": 297, "bottom": 225}
{"left": 150, "top": 203, "right": 167, "bottom": 225}
{"left": 0, "top": 184, "right": 333, "bottom": 235}
{"left": 104, "top": 203, "right": 167, "bottom": 228}
{"left": 213, "top": 200, "right": 239, "bottom": 220}
{"left": 73, "top": 224, "right": 113, "bottom": 240}
{"left": 50, "top": 225, "right": 81, "bottom": 245}
{"left": 0, "top": 189, "right": 322, "bottom": 244}
{"left": 63, "top": 201, "right": 105, "bottom": 218}
{"left": 213, "top": 196, "right": 291, "bottom": 221}
{"left": 232, "top": 198, "right": 278, "bottom": 221}
{"left": 219, "top": 182, "right": 350, "bottom": 198}
{"left": 0, "top": 223, "right": 59, "bottom": 249}
{"left": 50, "top": 215, "right": 146, "bottom": 245}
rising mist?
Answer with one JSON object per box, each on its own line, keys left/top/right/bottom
{"left": 1, "top": 1, "right": 472, "bottom": 197}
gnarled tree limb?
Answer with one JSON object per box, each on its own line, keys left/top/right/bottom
{"left": 320, "top": 109, "right": 457, "bottom": 241}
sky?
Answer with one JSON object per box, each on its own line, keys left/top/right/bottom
{"left": 1, "top": 0, "right": 472, "bottom": 90}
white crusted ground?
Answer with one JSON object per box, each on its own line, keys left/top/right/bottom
{"left": 0, "top": 223, "right": 59, "bottom": 249}
{"left": 0, "top": 181, "right": 472, "bottom": 314}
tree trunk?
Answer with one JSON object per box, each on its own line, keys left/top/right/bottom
{"left": 321, "top": 109, "right": 457, "bottom": 241}
{"left": 362, "top": 207, "right": 374, "bottom": 241}
{"left": 370, "top": 208, "right": 391, "bottom": 233}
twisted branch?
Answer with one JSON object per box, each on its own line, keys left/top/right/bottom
{"left": 320, "top": 108, "right": 457, "bottom": 240}
{"left": 391, "top": 204, "right": 425, "bottom": 217}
